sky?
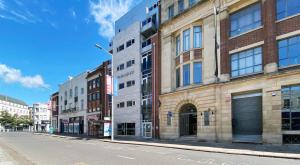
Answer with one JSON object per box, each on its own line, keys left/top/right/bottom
{"left": 0, "top": 0, "right": 141, "bottom": 106}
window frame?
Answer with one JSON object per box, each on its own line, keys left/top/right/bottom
{"left": 183, "top": 64, "right": 190, "bottom": 86}
{"left": 193, "top": 26, "right": 202, "bottom": 48}
{"left": 183, "top": 29, "right": 190, "bottom": 52}
{"left": 278, "top": 35, "right": 300, "bottom": 68}
{"left": 193, "top": 62, "right": 202, "bottom": 84}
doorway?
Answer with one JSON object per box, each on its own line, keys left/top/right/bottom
{"left": 179, "top": 104, "right": 197, "bottom": 136}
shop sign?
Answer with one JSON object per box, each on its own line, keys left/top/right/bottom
{"left": 104, "top": 117, "right": 111, "bottom": 121}
{"left": 87, "top": 114, "right": 99, "bottom": 121}
{"left": 106, "top": 75, "right": 112, "bottom": 95}
{"left": 104, "top": 123, "right": 111, "bottom": 137}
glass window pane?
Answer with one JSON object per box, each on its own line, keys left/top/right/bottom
{"left": 183, "top": 64, "right": 190, "bottom": 86}
{"left": 193, "top": 62, "right": 202, "bottom": 84}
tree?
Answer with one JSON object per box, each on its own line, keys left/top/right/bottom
{"left": 0, "top": 111, "right": 32, "bottom": 128}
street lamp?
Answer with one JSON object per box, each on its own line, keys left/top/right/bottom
{"left": 95, "top": 43, "right": 114, "bottom": 141}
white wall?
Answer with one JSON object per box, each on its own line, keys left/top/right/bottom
{"left": 112, "top": 22, "right": 142, "bottom": 137}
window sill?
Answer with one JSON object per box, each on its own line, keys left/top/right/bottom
{"left": 276, "top": 13, "right": 300, "bottom": 24}
{"left": 229, "top": 26, "right": 263, "bottom": 40}
{"left": 279, "top": 64, "right": 300, "bottom": 71}
{"left": 230, "top": 71, "right": 263, "bottom": 80}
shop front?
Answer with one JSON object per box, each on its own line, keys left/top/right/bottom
{"left": 60, "top": 117, "right": 84, "bottom": 134}
{"left": 87, "top": 114, "right": 103, "bottom": 137}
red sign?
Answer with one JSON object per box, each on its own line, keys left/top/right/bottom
{"left": 106, "top": 75, "right": 112, "bottom": 95}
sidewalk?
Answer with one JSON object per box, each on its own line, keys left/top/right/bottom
{"left": 0, "top": 147, "right": 17, "bottom": 165}
{"left": 34, "top": 133, "right": 300, "bottom": 159}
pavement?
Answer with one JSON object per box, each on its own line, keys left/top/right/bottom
{"left": 35, "top": 132, "right": 300, "bottom": 160}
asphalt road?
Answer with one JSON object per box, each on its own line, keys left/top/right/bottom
{"left": 0, "top": 132, "right": 299, "bottom": 165}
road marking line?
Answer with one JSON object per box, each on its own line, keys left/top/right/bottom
{"left": 117, "top": 155, "right": 135, "bottom": 160}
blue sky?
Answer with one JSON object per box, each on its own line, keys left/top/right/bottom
{"left": 0, "top": 0, "right": 141, "bottom": 105}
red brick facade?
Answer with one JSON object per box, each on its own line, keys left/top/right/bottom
{"left": 220, "top": 0, "right": 300, "bottom": 75}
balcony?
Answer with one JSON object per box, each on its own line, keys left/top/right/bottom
{"left": 141, "top": 39, "right": 152, "bottom": 53}
{"left": 141, "top": 18, "right": 157, "bottom": 38}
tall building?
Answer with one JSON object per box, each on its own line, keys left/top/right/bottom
{"left": 32, "top": 103, "right": 51, "bottom": 132}
{"left": 0, "top": 94, "right": 29, "bottom": 116}
{"left": 58, "top": 72, "right": 88, "bottom": 135}
{"left": 86, "top": 60, "right": 112, "bottom": 137}
{"left": 50, "top": 92, "right": 59, "bottom": 132}
{"left": 159, "top": 0, "right": 300, "bottom": 144}
{"left": 112, "top": 0, "right": 160, "bottom": 138}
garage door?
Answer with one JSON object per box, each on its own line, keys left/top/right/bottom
{"left": 232, "top": 93, "right": 262, "bottom": 143}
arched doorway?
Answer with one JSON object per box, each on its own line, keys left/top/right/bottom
{"left": 179, "top": 104, "right": 197, "bottom": 136}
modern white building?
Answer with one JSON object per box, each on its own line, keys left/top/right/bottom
{"left": 0, "top": 94, "right": 29, "bottom": 116}
{"left": 32, "top": 103, "right": 51, "bottom": 132}
{"left": 58, "top": 72, "right": 88, "bottom": 135}
{"left": 113, "top": 21, "right": 142, "bottom": 137}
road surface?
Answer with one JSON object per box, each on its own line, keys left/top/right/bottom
{"left": 0, "top": 132, "right": 299, "bottom": 165}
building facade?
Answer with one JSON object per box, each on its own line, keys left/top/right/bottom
{"left": 58, "top": 72, "right": 88, "bottom": 135}
{"left": 86, "top": 60, "right": 112, "bottom": 137}
{"left": 159, "top": 0, "right": 300, "bottom": 144}
{"left": 32, "top": 103, "right": 51, "bottom": 132}
{"left": 0, "top": 94, "right": 29, "bottom": 117}
{"left": 112, "top": 0, "right": 160, "bottom": 138}
{"left": 50, "top": 92, "right": 59, "bottom": 133}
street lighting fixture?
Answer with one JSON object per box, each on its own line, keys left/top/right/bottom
{"left": 95, "top": 43, "right": 114, "bottom": 141}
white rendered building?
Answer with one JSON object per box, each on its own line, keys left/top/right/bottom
{"left": 32, "top": 103, "right": 51, "bottom": 132}
{"left": 0, "top": 94, "right": 29, "bottom": 117}
{"left": 58, "top": 72, "right": 88, "bottom": 135}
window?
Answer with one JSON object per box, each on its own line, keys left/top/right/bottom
{"left": 178, "top": 0, "right": 184, "bottom": 13}
{"left": 126, "top": 59, "right": 135, "bottom": 67}
{"left": 168, "top": 5, "right": 174, "bottom": 19}
{"left": 126, "top": 39, "right": 135, "bottom": 47}
{"left": 118, "top": 102, "right": 125, "bottom": 108}
{"left": 189, "top": 0, "right": 196, "bottom": 6}
{"left": 277, "top": 0, "right": 300, "bottom": 20}
{"left": 193, "top": 26, "right": 202, "bottom": 48}
{"left": 119, "top": 83, "right": 125, "bottom": 90}
{"left": 74, "top": 86, "right": 78, "bottom": 97}
{"left": 117, "top": 123, "right": 135, "bottom": 135}
{"left": 176, "top": 68, "right": 180, "bottom": 88}
{"left": 81, "top": 99, "right": 84, "bottom": 110}
{"left": 204, "top": 111, "right": 210, "bottom": 126}
{"left": 231, "top": 47, "right": 262, "bottom": 77}
{"left": 69, "top": 89, "right": 73, "bottom": 98}
{"left": 65, "top": 91, "right": 67, "bottom": 98}
{"left": 167, "top": 112, "right": 172, "bottom": 126}
{"left": 81, "top": 88, "right": 84, "bottom": 94}
{"left": 127, "top": 101, "right": 135, "bottom": 107}
{"left": 282, "top": 85, "right": 300, "bottom": 130}
{"left": 176, "top": 35, "right": 181, "bottom": 56}
{"left": 230, "top": 3, "right": 261, "bottom": 37}
{"left": 127, "top": 80, "right": 135, "bottom": 87}
{"left": 278, "top": 35, "right": 300, "bottom": 67}
{"left": 193, "top": 62, "right": 202, "bottom": 84}
{"left": 183, "top": 64, "right": 190, "bottom": 86}
{"left": 117, "top": 64, "right": 125, "bottom": 71}
{"left": 183, "top": 29, "right": 190, "bottom": 51}
{"left": 117, "top": 44, "right": 124, "bottom": 52}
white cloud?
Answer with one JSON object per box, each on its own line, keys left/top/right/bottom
{"left": 0, "top": 0, "right": 5, "bottom": 10}
{"left": 89, "top": 0, "right": 135, "bottom": 39}
{"left": 0, "top": 64, "right": 49, "bottom": 89}
{"left": 71, "top": 9, "right": 76, "bottom": 18}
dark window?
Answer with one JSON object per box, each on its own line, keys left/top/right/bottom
{"left": 127, "top": 80, "right": 135, "bottom": 87}
{"left": 118, "top": 102, "right": 125, "bottom": 108}
{"left": 178, "top": 0, "right": 184, "bottom": 13}
{"left": 118, "top": 64, "right": 125, "bottom": 71}
{"left": 231, "top": 47, "right": 262, "bottom": 77}
{"left": 193, "top": 62, "right": 202, "bottom": 84}
{"left": 276, "top": 0, "right": 300, "bottom": 20}
{"left": 176, "top": 35, "right": 181, "bottom": 56}
{"left": 126, "top": 59, "right": 135, "bottom": 67}
{"left": 278, "top": 35, "right": 300, "bottom": 67}
{"left": 183, "top": 29, "right": 190, "bottom": 51}
{"left": 127, "top": 101, "right": 135, "bottom": 107}
{"left": 183, "top": 64, "right": 190, "bottom": 86}
{"left": 176, "top": 68, "right": 180, "bottom": 88}
{"left": 282, "top": 85, "right": 300, "bottom": 130}
{"left": 126, "top": 39, "right": 135, "bottom": 47}
{"left": 117, "top": 44, "right": 124, "bottom": 52}
{"left": 204, "top": 111, "right": 210, "bottom": 126}
{"left": 168, "top": 4, "right": 174, "bottom": 19}
{"left": 117, "top": 123, "right": 135, "bottom": 135}
{"left": 119, "top": 83, "right": 125, "bottom": 90}
{"left": 230, "top": 3, "right": 261, "bottom": 37}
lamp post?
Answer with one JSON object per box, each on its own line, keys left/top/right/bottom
{"left": 95, "top": 44, "right": 114, "bottom": 141}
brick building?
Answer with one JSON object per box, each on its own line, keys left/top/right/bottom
{"left": 86, "top": 60, "right": 112, "bottom": 137}
{"left": 50, "top": 92, "right": 59, "bottom": 132}
{"left": 159, "top": 0, "right": 300, "bottom": 144}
